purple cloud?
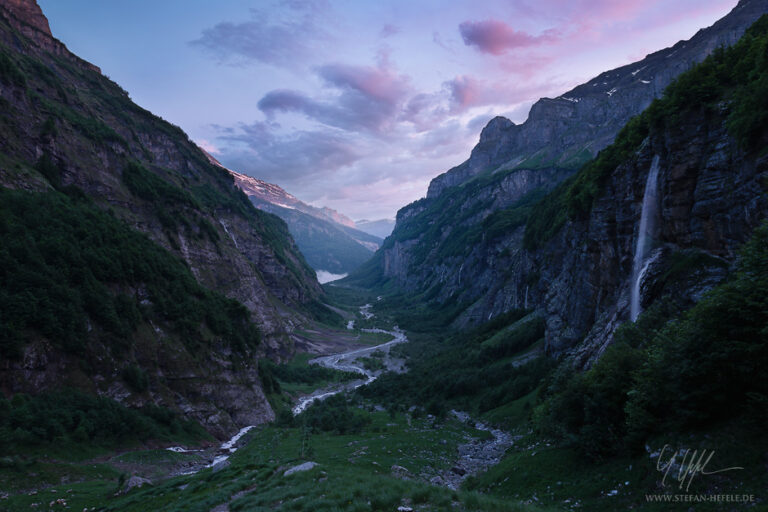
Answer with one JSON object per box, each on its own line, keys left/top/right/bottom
{"left": 222, "top": 123, "right": 361, "bottom": 181}
{"left": 190, "top": 6, "right": 330, "bottom": 68}
{"left": 459, "top": 19, "right": 559, "bottom": 55}
{"left": 257, "top": 62, "right": 412, "bottom": 134}
{"left": 380, "top": 24, "right": 400, "bottom": 38}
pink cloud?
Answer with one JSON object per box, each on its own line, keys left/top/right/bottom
{"left": 459, "top": 19, "right": 560, "bottom": 55}
{"left": 445, "top": 75, "right": 555, "bottom": 113}
{"left": 317, "top": 62, "right": 410, "bottom": 104}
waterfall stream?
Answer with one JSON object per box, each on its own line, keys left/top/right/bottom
{"left": 630, "top": 155, "right": 660, "bottom": 321}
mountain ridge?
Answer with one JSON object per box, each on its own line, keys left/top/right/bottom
{"left": 426, "top": 0, "right": 765, "bottom": 199}
{"left": 204, "top": 154, "right": 383, "bottom": 273}
{"left": 0, "top": 0, "right": 327, "bottom": 437}
{"left": 349, "top": 1, "right": 768, "bottom": 367}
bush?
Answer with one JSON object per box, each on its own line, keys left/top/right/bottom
{"left": 0, "top": 390, "right": 205, "bottom": 452}
{"left": 122, "top": 364, "right": 149, "bottom": 393}
{"left": 0, "top": 188, "right": 260, "bottom": 359}
{"left": 298, "top": 395, "right": 371, "bottom": 434}
{"left": 535, "top": 221, "right": 768, "bottom": 457}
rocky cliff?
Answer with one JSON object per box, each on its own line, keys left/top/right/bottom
{"left": 0, "top": 1, "right": 323, "bottom": 437}
{"left": 351, "top": 6, "right": 768, "bottom": 368}
{"left": 2, "top": 0, "right": 49, "bottom": 34}
{"left": 427, "top": 0, "right": 766, "bottom": 199}
{"left": 465, "top": 107, "right": 767, "bottom": 367}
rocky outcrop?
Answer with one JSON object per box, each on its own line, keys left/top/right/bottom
{"left": 426, "top": 0, "right": 768, "bottom": 199}
{"left": 0, "top": 0, "right": 100, "bottom": 73}
{"left": 2, "top": 0, "right": 49, "bottom": 34}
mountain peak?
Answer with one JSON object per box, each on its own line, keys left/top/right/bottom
{"left": 1, "top": 0, "right": 51, "bottom": 36}
{"left": 425, "top": 0, "right": 768, "bottom": 199}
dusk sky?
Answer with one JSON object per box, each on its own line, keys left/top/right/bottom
{"left": 38, "top": 0, "right": 737, "bottom": 220}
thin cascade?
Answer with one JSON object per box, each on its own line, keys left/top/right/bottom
{"left": 630, "top": 155, "right": 661, "bottom": 321}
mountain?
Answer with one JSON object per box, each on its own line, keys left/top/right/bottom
{"left": 427, "top": 0, "right": 768, "bottom": 199}
{"left": 0, "top": 0, "right": 326, "bottom": 437}
{"left": 349, "top": 0, "right": 768, "bottom": 364}
{"left": 355, "top": 218, "right": 396, "bottom": 239}
{"left": 248, "top": 195, "right": 383, "bottom": 275}
{"left": 222, "top": 164, "right": 382, "bottom": 274}
{"left": 227, "top": 164, "right": 356, "bottom": 228}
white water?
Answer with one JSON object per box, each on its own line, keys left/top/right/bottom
{"left": 172, "top": 303, "right": 407, "bottom": 473}
{"left": 630, "top": 155, "right": 661, "bottom": 321}
{"left": 292, "top": 303, "right": 407, "bottom": 415}
{"left": 292, "top": 326, "right": 407, "bottom": 415}
{"left": 316, "top": 270, "right": 348, "bottom": 284}
{"left": 218, "top": 220, "right": 239, "bottom": 249}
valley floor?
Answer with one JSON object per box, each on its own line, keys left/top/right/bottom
{"left": 2, "top": 288, "right": 766, "bottom": 511}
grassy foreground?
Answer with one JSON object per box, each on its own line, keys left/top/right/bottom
{"left": 1, "top": 410, "right": 547, "bottom": 511}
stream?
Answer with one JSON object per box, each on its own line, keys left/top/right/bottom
{"left": 170, "top": 303, "right": 407, "bottom": 472}
{"left": 169, "top": 303, "right": 516, "bottom": 483}
{"left": 291, "top": 323, "right": 408, "bottom": 415}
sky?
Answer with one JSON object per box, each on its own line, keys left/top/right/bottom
{"left": 38, "top": 0, "right": 737, "bottom": 220}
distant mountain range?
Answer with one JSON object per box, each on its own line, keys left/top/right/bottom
{"left": 355, "top": 218, "right": 395, "bottom": 239}
{"left": 204, "top": 153, "right": 381, "bottom": 275}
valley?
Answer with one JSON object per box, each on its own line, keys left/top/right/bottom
{"left": 1, "top": 0, "right": 767, "bottom": 510}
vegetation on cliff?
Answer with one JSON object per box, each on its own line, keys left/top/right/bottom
{"left": 534, "top": 220, "right": 768, "bottom": 459}
{"left": 525, "top": 14, "right": 768, "bottom": 249}
{"left": 0, "top": 187, "right": 261, "bottom": 360}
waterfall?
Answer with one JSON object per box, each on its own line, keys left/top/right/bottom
{"left": 630, "top": 155, "right": 660, "bottom": 322}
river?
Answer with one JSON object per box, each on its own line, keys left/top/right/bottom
{"left": 172, "top": 303, "right": 407, "bottom": 471}
{"left": 292, "top": 324, "right": 408, "bottom": 415}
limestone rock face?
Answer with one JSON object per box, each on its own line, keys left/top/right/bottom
{"left": 426, "top": 0, "right": 768, "bottom": 199}
{"left": 363, "top": 0, "right": 768, "bottom": 368}
{"left": 1, "top": 0, "right": 51, "bottom": 35}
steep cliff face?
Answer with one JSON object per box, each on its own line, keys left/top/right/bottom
{"left": 351, "top": 8, "right": 768, "bottom": 369}
{"left": 427, "top": 0, "right": 768, "bottom": 199}
{"left": 378, "top": 166, "right": 571, "bottom": 292}
{"left": 0, "top": 1, "right": 322, "bottom": 437}
{"left": 374, "top": 1, "right": 768, "bottom": 303}
{"left": 466, "top": 110, "right": 767, "bottom": 367}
